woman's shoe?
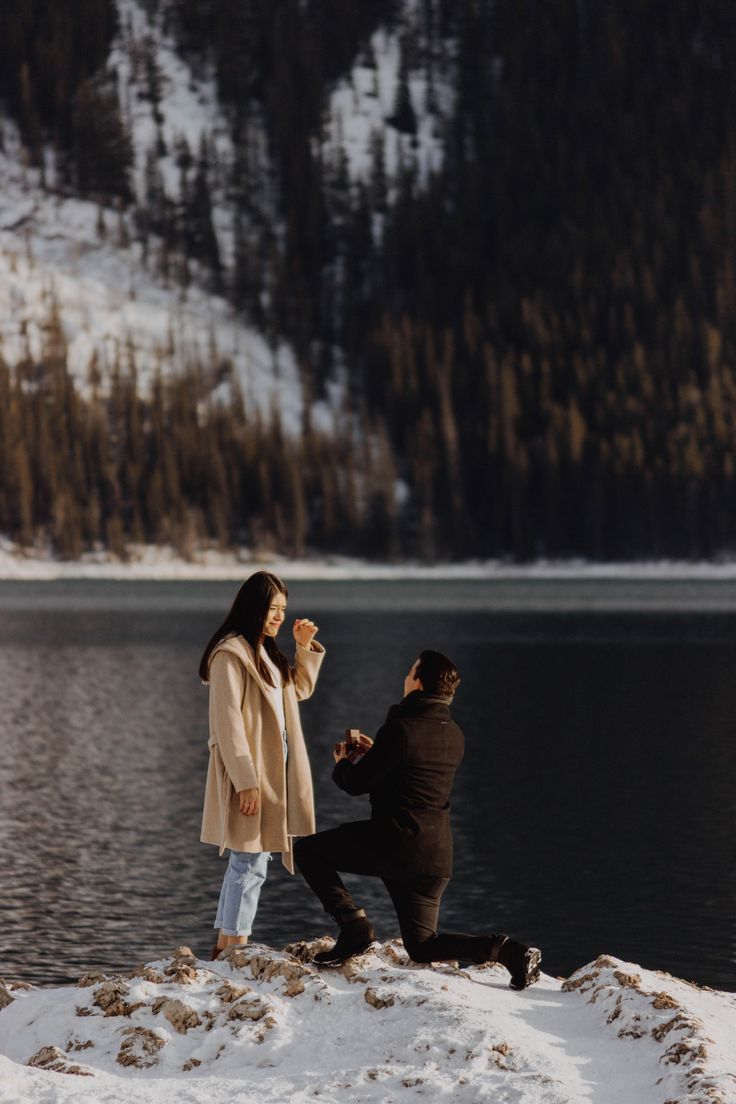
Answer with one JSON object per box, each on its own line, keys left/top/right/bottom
{"left": 211, "top": 944, "right": 223, "bottom": 961}
{"left": 313, "top": 909, "right": 376, "bottom": 966}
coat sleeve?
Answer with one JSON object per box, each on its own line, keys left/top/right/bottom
{"left": 333, "top": 722, "right": 404, "bottom": 796}
{"left": 292, "top": 640, "right": 325, "bottom": 701}
{"left": 209, "top": 651, "right": 259, "bottom": 792}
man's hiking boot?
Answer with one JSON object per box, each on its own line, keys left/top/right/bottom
{"left": 487, "top": 932, "right": 542, "bottom": 990}
{"left": 313, "top": 908, "right": 376, "bottom": 966}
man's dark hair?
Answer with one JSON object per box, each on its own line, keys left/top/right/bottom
{"left": 415, "top": 650, "right": 460, "bottom": 698}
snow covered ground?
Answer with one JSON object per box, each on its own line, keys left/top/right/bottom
{"left": 0, "top": 942, "right": 733, "bottom": 1104}
{"left": 7, "top": 536, "right": 736, "bottom": 585}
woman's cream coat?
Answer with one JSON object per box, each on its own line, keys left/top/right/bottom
{"left": 200, "top": 635, "right": 325, "bottom": 872}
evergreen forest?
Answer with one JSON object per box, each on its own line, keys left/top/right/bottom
{"left": 1, "top": 0, "right": 736, "bottom": 561}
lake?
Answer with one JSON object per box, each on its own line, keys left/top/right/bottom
{"left": 0, "top": 578, "right": 734, "bottom": 990}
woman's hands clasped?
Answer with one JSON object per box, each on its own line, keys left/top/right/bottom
{"left": 293, "top": 618, "right": 319, "bottom": 650}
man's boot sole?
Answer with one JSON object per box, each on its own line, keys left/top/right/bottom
{"left": 313, "top": 940, "right": 375, "bottom": 967}
{"left": 509, "top": 947, "right": 541, "bottom": 990}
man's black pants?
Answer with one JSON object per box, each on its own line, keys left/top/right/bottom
{"left": 293, "top": 820, "right": 493, "bottom": 965}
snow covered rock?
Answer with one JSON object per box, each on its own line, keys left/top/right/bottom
{"left": 0, "top": 943, "right": 734, "bottom": 1103}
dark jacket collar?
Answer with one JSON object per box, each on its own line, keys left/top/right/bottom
{"left": 386, "top": 689, "right": 453, "bottom": 722}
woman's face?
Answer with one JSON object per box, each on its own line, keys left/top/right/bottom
{"left": 263, "top": 592, "right": 287, "bottom": 637}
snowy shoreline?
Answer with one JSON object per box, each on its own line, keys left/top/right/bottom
{"left": 1, "top": 941, "right": 734, "bottom": 1104}
{"left": 6, "top": 541, "right": 736, "bottom": 582}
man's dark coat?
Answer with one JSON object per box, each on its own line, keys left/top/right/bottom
{"left": 332, "top": 690, "right": 464, "bottom": 879}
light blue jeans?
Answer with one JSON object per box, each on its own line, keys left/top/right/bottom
{"left": 213, "top": 730, "right": 288, "bottom": 936}
{"left": 214, "top": 850, "right": 271, "bottom": 936}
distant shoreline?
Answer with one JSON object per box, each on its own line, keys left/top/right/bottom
{"left": 5, "top": 541, "right": 736, "bottom": 581}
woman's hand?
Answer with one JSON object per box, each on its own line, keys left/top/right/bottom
{"left": 333, "top": 741, "right": 349, "bottom": 763}
{"left": 238, "top": 787, "right": 259, "bottom": 816}
{"left": 294, "top": 618, "right": 319, "bottom": 650}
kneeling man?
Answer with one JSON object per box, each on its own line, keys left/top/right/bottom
{"left": 293, "top": 650, "right": 541, "bottom": 989}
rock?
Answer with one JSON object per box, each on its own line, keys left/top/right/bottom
{"left": 92, "top": 979, "right": 144, "bottom": 1017}
{"left": 652, "top": 992, "right": 680, "bottom": 1010}
{"left": 67, "top": 1037, "right": 94, "bottom": 1052}
{"left": 381, "top": 941, "right": 409, "bottom": 966}
{"left": 340, "top": 960, "right": 369, "bottom": 984}
{"left": 283, "top": 937, "right": 332, "bottom": 963}
{"left": 161, "top": 998, "right": 202, "bottom": 1033}
{"left": 562, "top": 970, "right": 599, "bottom": 992}
{"left": 490, "top": 1042, "right": 512, "bottom": 1069}
{"left": 364, "top": 987, "right": 395, "bottom": 1010}
{"left": 259, "top": 956, "right": 310, "bottom": 986}
{"left": 183, "top": 1058, "right": 202, "bottom": 1071}
{"left": 227, "top": 996, "right": 271, "bottom": 1022}
{"left": 77, "top": 971, "right": 106, "bottom": 989}
{"left": 652, "top": 1014, "right": 699, "bottom": 1042}
{"left": 216, "top": 981, "right": 251, "bottom": 1004}
{"left": 27, "top": 1045, "right": 92, "bottom": 1076}
{"left": 131, "top": 965, "right": 166, "bottom": 983}
{"left": 662, "top": 1040, "right": 709, "bottom": 1066}
{"left": 218, "top": 945, "right": 250, "bottom": 969}
{"left": 163, "top": 961, "right": 198, "bottom": 984}
{"left": 172, "top": 945, "right": 195, "bottom": 959}
{"left": 254, "top": 1014, "right": 278, "bottom": 1044}
{"left": 282, "top": 977, "right": 306, "bottom": 997}
{"left": 116, "top": 1027, "right": 165, "bottom": 1069}
{"left": 0, "top": 982, "right": 14, "bottom": 1011}
{"left": 613, "top": 971, "right": 642, "bottom": 990}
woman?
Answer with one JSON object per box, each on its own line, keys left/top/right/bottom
{"left": 199, "top": 571, "right": 324, "bottom": 958}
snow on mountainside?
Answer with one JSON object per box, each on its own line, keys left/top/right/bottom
{"left": 323, "top": 9, "right": 454, "bottom": 189}
{"left": 0, "top": 0, "right": 448, "bottom": 431}
{"left": 0, "top": 943, "right": 734, "bottom": 1104}
{"left": 0, "top": 169, "right": 304, "bottom": 430}
{"left": 0, "top": 0, "right": 307, "bottom": 428}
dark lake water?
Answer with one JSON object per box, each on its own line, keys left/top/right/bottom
{"left": 1, "top": 578, "right": 735, "bottom": 991}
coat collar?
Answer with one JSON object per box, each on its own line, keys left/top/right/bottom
{"left": 211, "top": 634, "right": 285, "bottom": 726}
{"left": 386, "top": 690, "right": 453, "bottom": 723}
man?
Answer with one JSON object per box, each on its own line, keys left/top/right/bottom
{"left": 293, "top": 650, "right": 541, "bottom": 990}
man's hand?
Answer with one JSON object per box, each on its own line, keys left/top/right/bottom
{"left": 238, "top": 787, "right": 259, "bottom": 816}
{"left": 333, "top": 733, "right": 372, "bottom": 763}
{"left": 294, "top": 618, "right": 319, "bottom": 650}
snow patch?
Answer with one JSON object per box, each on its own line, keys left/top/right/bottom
{"left": 323, "top": 7, "right": 454, "bottom": 192}
{"left": 0, "top": 944, "right": 733, "bottom": 1104}
{"left": 0, "top": 120, "right": 304, "bottom": 430}
{"left": 9, "top": 536, "right": 736, "bottom": 591}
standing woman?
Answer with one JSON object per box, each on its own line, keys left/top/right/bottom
{"left": 199, "top": 571, "right": 324, "bottom": 958}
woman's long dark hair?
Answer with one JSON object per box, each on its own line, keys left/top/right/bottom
{"left": 199, "top": 571, "right": 293, "bottom": 686}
